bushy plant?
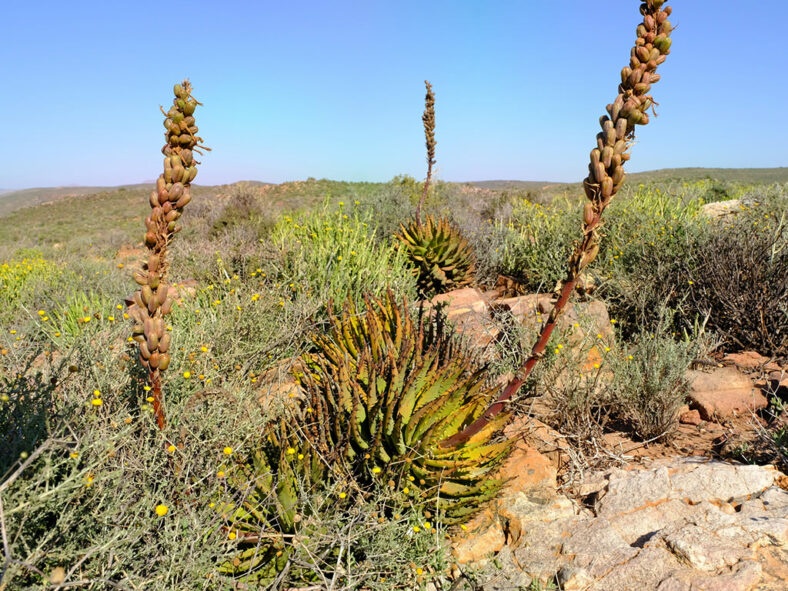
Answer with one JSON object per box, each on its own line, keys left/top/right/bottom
{"left": 610, "top": 316, "right": 701, "bottom": 440}
{"left": 0, "top": 254, "right": 64, "bottom": 324}
{"left": 269, "top": 201, "right": 417, "bottom": 309}
{"left": 485, "top": 198, "right": 581, "bottom": 293}
{"left": 686, "top": 196, "right": 788, "bottom": 356}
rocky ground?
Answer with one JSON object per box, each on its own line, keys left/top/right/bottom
{"left": 430, "top": 286, "right": 788, "bottom": 590}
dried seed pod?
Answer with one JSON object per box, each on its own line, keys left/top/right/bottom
{"left": 158, "top": 354, "right": 170, "bottom": 371}
{"left": 583, "top": 202, "right": 595, "bottom": 225}
{"left": 133, "top": 270, "right": 148, "bottom": 286}
{"left": 147, "top": 332, "right": 160, "bottom": 352}
{"left": 175, "top": 192, "right": 191, "bottom": 208}
{"left": 159, "top": 332, "right": 171, "bottom": 353}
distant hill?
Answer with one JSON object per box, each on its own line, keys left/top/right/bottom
{"left": 468, "top": 167, "right": 788, "bottom": 193}
{"left": 0, "top": 181, "right": 279, "bottom": 217}
{"left": 0, "top": 184, "right": 153, "bottom": 217}
{"left": 2, "top": 168, "right": 785, "bottom": 219}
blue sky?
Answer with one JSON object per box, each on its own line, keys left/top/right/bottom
{"left": 1, "top": 1, "right": 785, "bottom": 189}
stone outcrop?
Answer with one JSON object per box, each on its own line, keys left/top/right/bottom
{"left": 687, "top": 367, "right": 768, "bottom": 421}
{"left": 460, "top": 455, "right": 788, "bottom": 591}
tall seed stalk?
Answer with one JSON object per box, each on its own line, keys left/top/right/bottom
{"left": 128, "top": 79, "right": 209, "bottom": 430}
{"left": 442, "top": 0, "right": 674, "bottom": 448}
{"left": 415, "top": 80, "right": 436, "bottom": 225}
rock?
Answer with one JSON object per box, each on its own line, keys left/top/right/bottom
{"left": 468, "top": 458, "right": 788, "bottom": 590}
{"left": 256, "top": 358, "right": 305, "bottom": 408}
{"left": 723, "top": 351, "right": 779, "bottom": 371}
{"left": 595, "top": 466, "right": 673, "bottom": 516}
{"left": 687, "top": 367, "right": 768, "bottom": 421}
{"left": 701, "top": 199, "right": 743, "bottom": 220}
{"left": 429, "top": 287, "right": 491, "bottom": 315}
{"left": 167, "top": 278, "right": 198, "bottom": 300}
{"left": 452, "top": 439, "right": 561, "bottom": 562}
{"left": 426, "top": 288, "right": 501, "bottom": 352}
{"left": 557, "top": 565, "right": 594, "bottom": 590}
{"left": 452, "top": 508, "right": 506, "bottom": 564}
{"left": 680, "top": 409, "right": 702, "bottom": 425}
{"left": 766, "top": 370, "right": 788, "bottom": 398}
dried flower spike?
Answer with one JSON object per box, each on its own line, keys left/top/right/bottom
{"left": 127, "top": 79, "right": 209, "bottom": 430}
{"left": 442, "top": 0, "right": 674, "bottom": 447}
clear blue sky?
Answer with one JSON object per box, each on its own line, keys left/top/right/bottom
{"left": 1, "top": 1, "right": 785, "bottom": 189}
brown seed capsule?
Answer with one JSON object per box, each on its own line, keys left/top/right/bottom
{"left": 155, "top": 286, "right": 168, "bottom": 308}
{"left": 172, "top": 165, "right": 185, "bottom": 183}
{"left": 594, "top": 162, "right": 606, "bottom": 184}
{"left": 583, "top": 202, "right": 595, "bottom": 225}
{"left": 165, "top": 210, "right": 180, "bottom": 223}
{"left": 147, "top": 332, "right": 159, "bottom": 352}
{"left": 132, "top": 323, "right": 144, "bottom": 335}
{"left": 133, "top": 270, "right": 148, "bottom": 286}
{"left": 144, "top": 232, "right": 157, "bottom": 247}
{"left": 158, "top": 353, "right": 170, "bottom": 371}
{"left": 602, "top": 146, "right": 613, "bottom": 168}
{"left": 590, "top": 149, "right": 601, "bottom": 169}
{"left": 162, "top": 201, "right": 172, "bottom": 214}
{"left": 149, "top": 352, "right": 160, "bottom": 369}
{"left": 169, "top": 183, "right": 184, "bottom": 201}
{"left": 184, "top": 100, "right": 197, "bottom": 116}
{"left": 616, "top": 118, "right": 628, "bottom": 139}
{"left": 148, "top": 255, "right": 160, "bottom": 273}
{"left": 602, "top": 177, "right": 614, "bottom": 199}
{"left": 141, "top": 285, "right": 153, "bottom": 305}
{"left": 181, "top": 149, "right": 193, "bottom": 165}
{"left": 149, "top": 191, "right": 160, "bottom": 208}
{"left": 175, "top": 192, "right": 191, "bottom": 208}
{"left": 621, "top": 67, "right": 632, "bottom": 84}
{"left": 140, "top": 341, "right": 151, "bottom": 359}
{"left": 159, "top": 332, "right": 171, "bottom": 353}
{"left": 161, "top": 298, "right": 173, "bottom": 315}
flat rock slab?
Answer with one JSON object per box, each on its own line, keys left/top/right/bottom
{"left": 467, "top": 457, "right": 788, "bottom": 591}
{"left": 687, "top": 367, "right": 768, "bottom": 421}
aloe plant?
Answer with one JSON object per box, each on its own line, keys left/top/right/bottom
{"left": 298, "top": 292, "right": 511, "bottom": 524}
{"left": 397, "top": 215, "right": 477, "bottom": 296}
{"left": 218, "top": 419, "right": 324, "bottom": 582}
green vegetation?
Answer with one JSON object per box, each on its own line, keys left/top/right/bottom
{"left": 3, "top": 1, "right": 787, "bottom": 587}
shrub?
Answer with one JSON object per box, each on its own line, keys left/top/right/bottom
{"left": 268, "top": 201, "right": 417, "bottom": 310}
{"left": 486, "top": 198, "right": 580, "bottom": 292}
{"left": 685, "top": 191, "right": 788, "bottom": 356}
{"left": 610, "top": 316, "right": 701, "bottom": 440}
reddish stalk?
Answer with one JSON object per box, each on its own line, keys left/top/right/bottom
{"left": 441, "top": 0, "right": 674, "bottom": 448}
